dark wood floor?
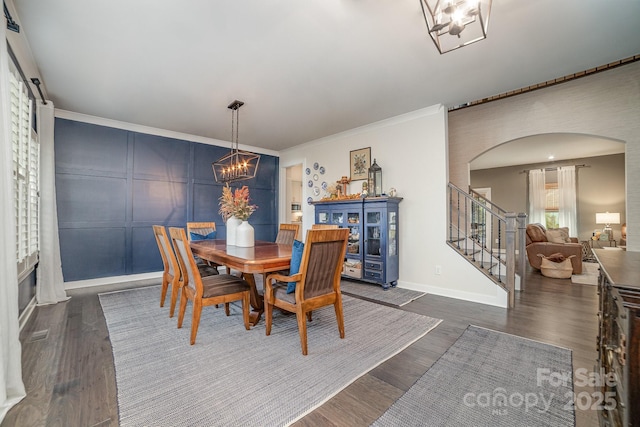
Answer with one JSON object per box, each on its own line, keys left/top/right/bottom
{"left": 4, "top": 267, "right": 599, "bottom": 427}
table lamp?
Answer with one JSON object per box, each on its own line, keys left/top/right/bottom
{"left": 595, "top": 212, "right": 620, "bottom": 241}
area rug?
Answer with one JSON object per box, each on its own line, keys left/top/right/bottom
{"left": 571, "top": 261, "right": 599, "bottom": 285}
{"left": 340, "top": 279, "right": 426, "bottom": 306}
{"left": 373, "top": 325, "right": 574, "bottom": 427}
{"left": 99, "top": 285, "right": 441, "bottom": 426}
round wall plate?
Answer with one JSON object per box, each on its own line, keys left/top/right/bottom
{"left": 305, "top": 168, "right": 311, "bottom": 175}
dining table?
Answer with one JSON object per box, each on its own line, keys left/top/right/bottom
{"left": 189, "top": 239, "right": 292, "bottom": 325}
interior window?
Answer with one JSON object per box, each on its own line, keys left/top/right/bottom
{"left": 544, "top": 182, "right": 559, "bottom": 229}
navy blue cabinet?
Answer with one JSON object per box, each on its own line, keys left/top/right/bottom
{"left": 313, "top": 197, "right": 401, "bottom": 289}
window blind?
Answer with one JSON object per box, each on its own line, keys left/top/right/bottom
{"left": 9, "top": 64, "right": 39, "bottom": 275}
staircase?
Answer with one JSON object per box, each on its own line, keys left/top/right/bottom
{"left": 447, "top": 183, "right": 527, "bottom": 308}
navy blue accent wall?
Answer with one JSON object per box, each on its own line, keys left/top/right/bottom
{"left": 55, "top": 118, "right": 279, "bottom": 282}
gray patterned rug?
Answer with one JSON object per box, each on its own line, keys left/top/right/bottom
{"left": 340, "top": 279, "right": 426, "bottom": 306}
{"left": 373, "top": 325, "right": 574, "bottom": 427}
{"left": 99, "top": 285, "right": 441, "bottom": 426}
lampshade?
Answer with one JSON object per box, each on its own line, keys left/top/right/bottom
{"left": 595, "top": 212, "right": 620, "bottom": 226}
{"left": 419, "top": 0, "right": 492, "bottom": 54}
{"left": 212, "top": 100, "right": 261, "bottom": 183}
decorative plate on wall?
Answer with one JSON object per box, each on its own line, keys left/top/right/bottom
{"left": 308, "top": 180, "right": 313, "bottom": 187}
{"left": 313, "top": 162, "right": 319, "bottom": 170}
{"left": 305, "top": 168, "right": 311, "bottom": 175}
{"left": 322, "top": 181, "right": 328, "bottom": 190}
{"left": 313, "top": 187, "right": 320, "bottom": 196}
{"left": 319, "top": 166, "right": 325, "bottom": 175}
{"left": 313, "top": 174, "right": 319, "bottom": 181}
{"left": 307, "top": 197, "right": 313, "bottom": 204}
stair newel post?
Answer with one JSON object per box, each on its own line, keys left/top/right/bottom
{"left": 517, "top": 212, "right": 528, "bottom": 292}
{"left": 505, "top": 212, "right": 517, "bottom": 308}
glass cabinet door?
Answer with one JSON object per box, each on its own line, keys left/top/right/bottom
{"left": 331, "top": 211, "right": 344, "bottom": 225}
{"left": 388, "top": 211, "right": 397, "bottom": 256}
{"left": 317, "top": 211, "right": 329, "bottom": 224}
{"left": 346, "top": 211, "right": 360, "bottom": 255}
{"left": 366, "top": 211, "right": 381, "bottom": 257}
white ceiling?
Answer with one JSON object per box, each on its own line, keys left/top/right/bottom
{"left": 470, "top": 134, "right": 626, "bottom": 170}
{"left": 9, "top": 0, "right": 640, "bottom": 154}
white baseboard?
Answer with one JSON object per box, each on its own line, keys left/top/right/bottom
{"left": 64, "top": 271, "right": 163, "bottom": 290}
{"left": 397, "top": 280, "right": 508, "bottom": 308}
{"left": 19, "top": 296, "right": 37, "bottom": 331}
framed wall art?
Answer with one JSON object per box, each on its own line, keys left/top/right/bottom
{"left": 350, "top": 147, "right": 370, "bottom": 181}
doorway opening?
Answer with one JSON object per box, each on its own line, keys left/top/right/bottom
{"left": 285, "top": 164, "right": 303, "bottom": 225}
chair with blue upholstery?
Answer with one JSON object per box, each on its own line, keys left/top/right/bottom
{"left": 264, "top": 228, "right": 349, "bottom": 355}
{"left": 187, "top": 221, "right": 222, "bottom": 274}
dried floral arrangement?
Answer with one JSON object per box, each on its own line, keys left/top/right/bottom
{"left": 218, "top": 184, "right": 257, "bottom": 221}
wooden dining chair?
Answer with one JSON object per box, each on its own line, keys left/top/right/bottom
{"left": 311, "top": 224, "right": 339, "bottom": 229}
{"left": 275, "top": 223, "right": 301, "bottom": 245}
{"left": 264, "top": 228, "right": 349, "bottom": 355}
{"left": 186, "top": 221, "right": 223, "bottom": 273}
{"left": 153, "top": 225, "right": 219, "bottom": 318}
{"left": 169, "top": 227, "right": 251, "bottom": 345}
{"left": 153, "top": 225, "right": 181, "bottom": 316}
{"left": 186, "top": 221, "right": 217, "bottom": 240}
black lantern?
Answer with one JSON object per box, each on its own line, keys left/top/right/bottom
{"left": 368, "top": 158, "right": 382, "bottom": 197}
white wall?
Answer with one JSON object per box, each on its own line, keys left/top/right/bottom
{"left": 279, "top": 105, "right": 508, "bottom": 308}
{"left": 449, "top": 61, "right": 640, "bottom": 252}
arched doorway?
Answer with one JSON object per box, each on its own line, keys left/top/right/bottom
{"left": 468, "top": 133, "right": 625, "bottom": 242}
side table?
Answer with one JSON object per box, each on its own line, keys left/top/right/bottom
{"left": 581, "top": 240, "right": 596, "bottom": 262}
{"left": 589, "top": 238, "right": 617, "bottom": 248}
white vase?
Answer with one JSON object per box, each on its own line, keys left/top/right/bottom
{"left": 226, "top": 216, "right": 242, "bottom": 246}
{"left": 236, "top": 220, "right": 255, "bottom": 247}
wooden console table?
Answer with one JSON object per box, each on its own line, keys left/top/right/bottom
{"left": 593, "top": 249, "right": 640, "bottom": 427}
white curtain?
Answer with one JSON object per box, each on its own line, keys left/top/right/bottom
{"left": 557, "top": 165, "right": 578, "bottom": 236}
{"left": 0, "top": 23, "right": 27, "bottom": 422}
{"left": 36, "top": 101, "right": 69, "bottom": 305}
{"left": 528, "top": 168, "right": 546, "bottom": 225}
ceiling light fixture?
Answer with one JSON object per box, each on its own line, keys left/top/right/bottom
{"left": 212, "top": 100, "right": 261, "bottom": 183}
{"left": 419, "top": 0, "right": 492, "bottom": 54}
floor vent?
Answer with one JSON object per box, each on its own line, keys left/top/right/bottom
{"left": 29, "top": 329, "right": 49, "bottom": 342}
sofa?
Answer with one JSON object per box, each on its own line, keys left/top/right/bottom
{"left": 525, "top": 223, "right": 583, "bottom": 275}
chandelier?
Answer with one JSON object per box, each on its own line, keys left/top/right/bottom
{"left": 419, "top": 0, "right": 492, "bottom": 54}
{"left": 212, "top": 100, "right": 261, "bottom": 183}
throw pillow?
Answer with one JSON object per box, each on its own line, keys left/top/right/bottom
{"left": 190, "top": 230, "right": 217, "bottom": 241}
{"left": 526, "top": 224, "right": 547, "bottom": 243}
{"left": 546, "top": 228, "right": 569, "bottom": 244}
{"left": 287, "top": 240, "right": 304, "bottom": 294}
